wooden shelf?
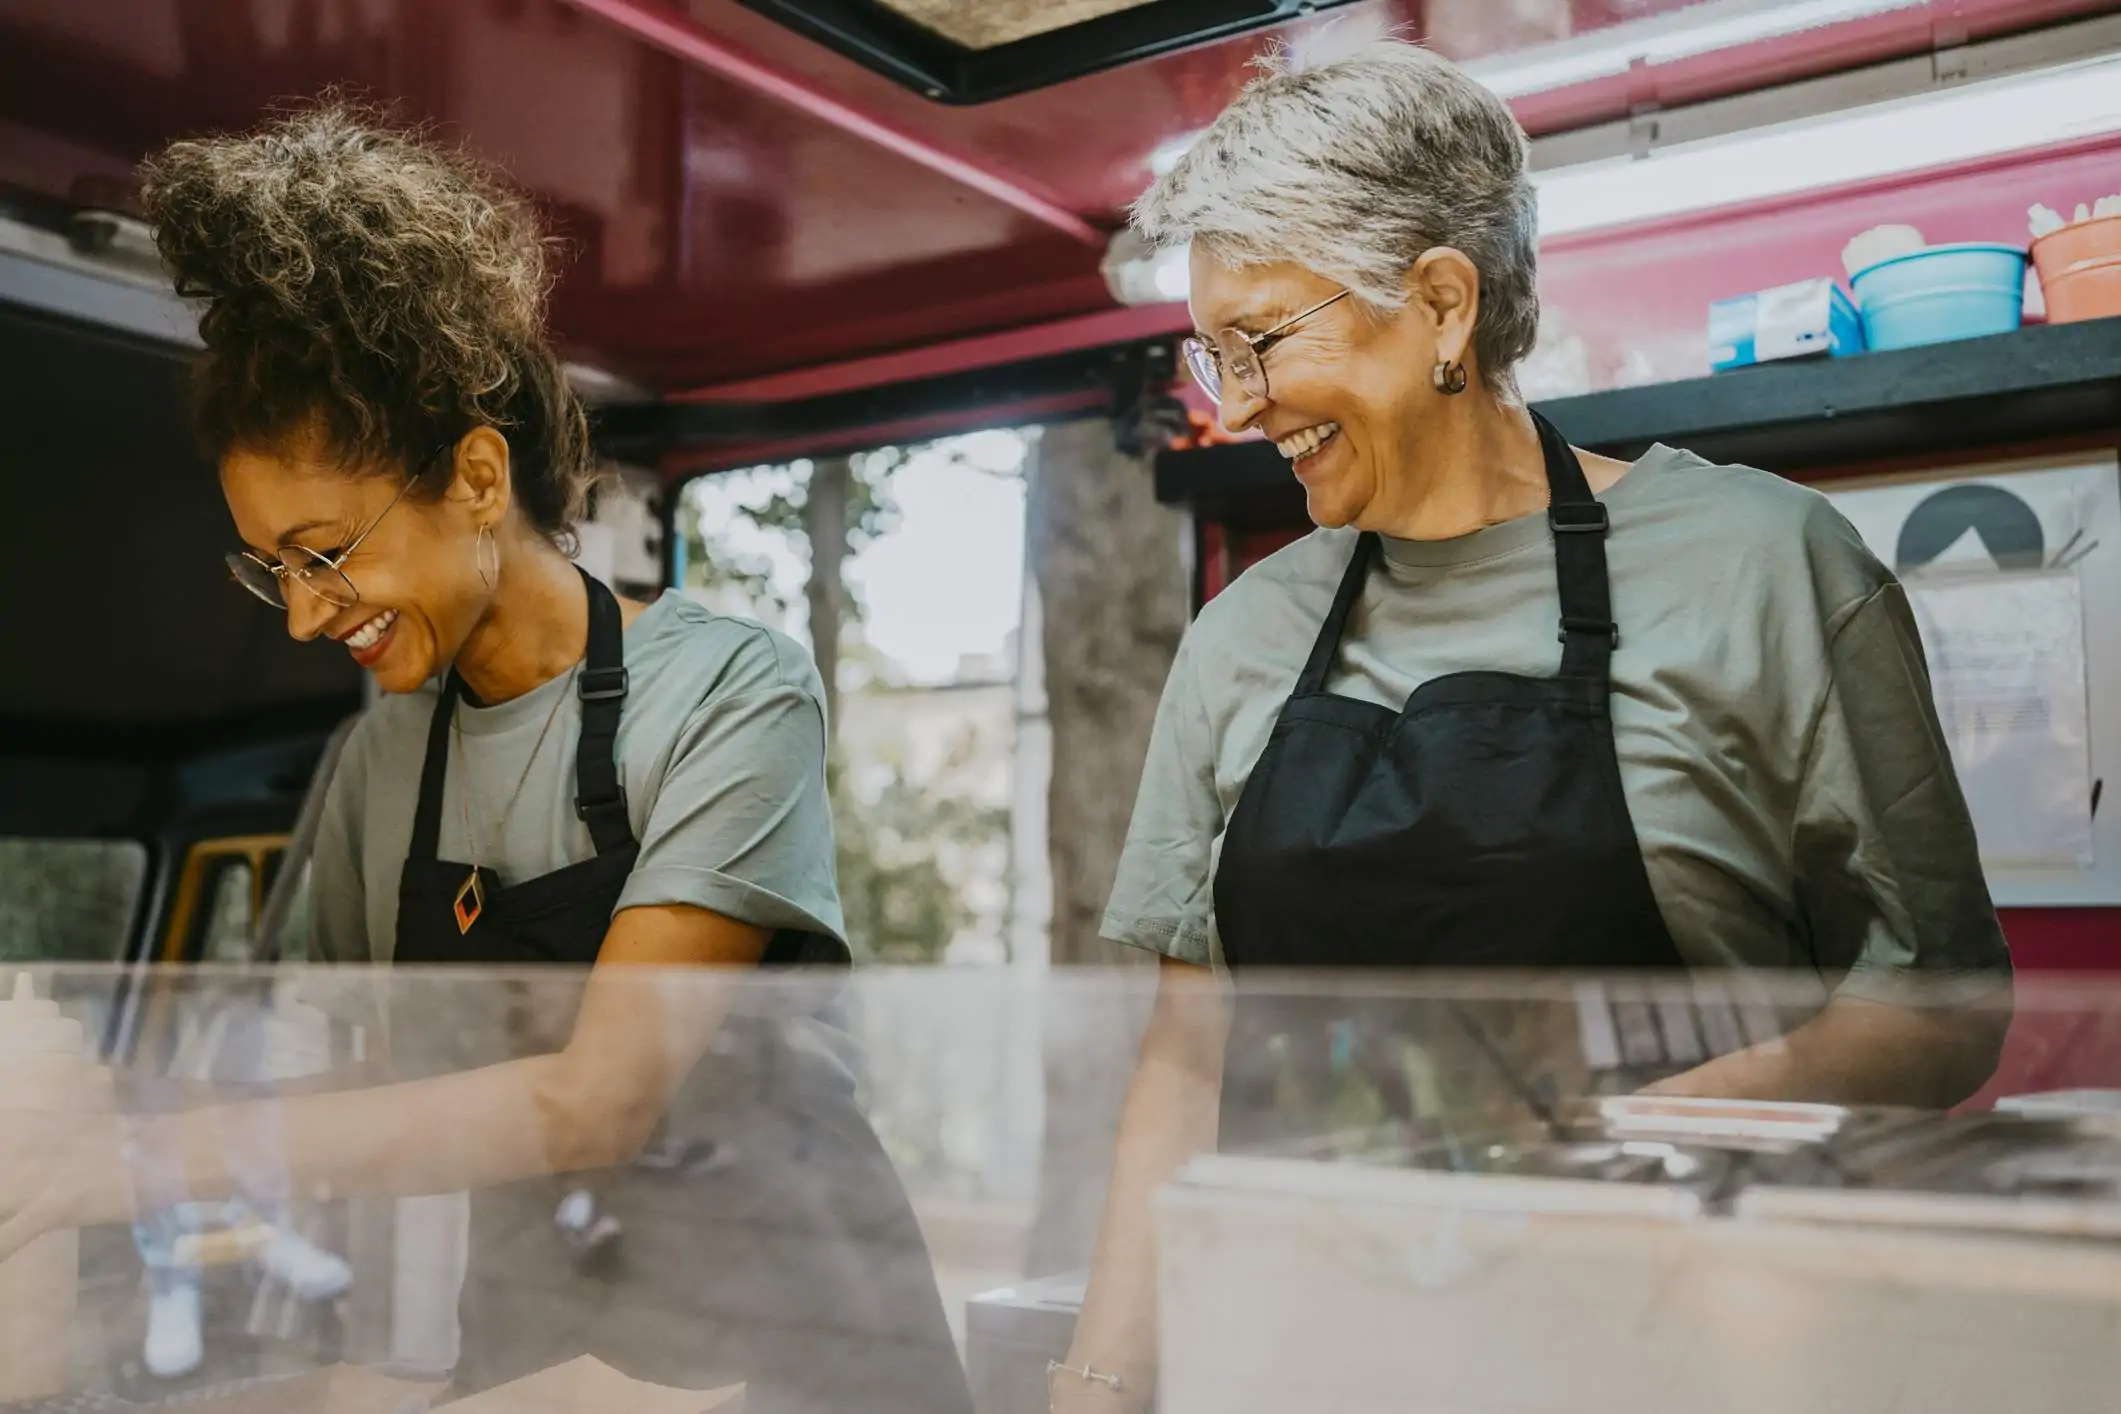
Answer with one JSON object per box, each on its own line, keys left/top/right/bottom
{"left": 1156, "top": 317, "right": 2121, "bottom": 522}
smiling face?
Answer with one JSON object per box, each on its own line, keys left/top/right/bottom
{"left": 221, "top": 424, "right": 508, "bottom": 694}
{"left": 1189, "top": 248, "right": 1476, "bottom": 530}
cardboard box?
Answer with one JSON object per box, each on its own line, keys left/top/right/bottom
{"left": 1154, "top": 1150, "right": 2121, "bottom": 1414}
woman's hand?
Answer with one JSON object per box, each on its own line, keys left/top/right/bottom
{"left": 0, "top": 1110, "right": 131, "bottom": 1261}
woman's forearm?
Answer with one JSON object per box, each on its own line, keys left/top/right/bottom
{"left": 99, "top": 947, "right": 739, "bottom": 1225}
{"left": 116, "top": 1062, "right": 383, "bottom": 1112}
{"left": 101, "top": 1050, "right": 609, "bottom": 1222}
{"left": 1062, "top": 958, "right": 1227, "bottom": 1408}
{"left": 1648, "top": 993, "right": 2008, "bottom": 1108}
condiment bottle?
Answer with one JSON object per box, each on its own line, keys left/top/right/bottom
{"left": 0, "top": 972, "right": 111, "bottom": 1399}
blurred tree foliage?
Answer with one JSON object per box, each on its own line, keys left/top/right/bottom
{"left": 677, "top": 444, "right": 1015, "bottom": 966}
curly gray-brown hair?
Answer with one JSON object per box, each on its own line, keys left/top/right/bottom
{"left": 1133, "top": 35, "right": 1539, "bottom": 397}
{"left": 139, "top": 101, "right": 593, "bottom": 541}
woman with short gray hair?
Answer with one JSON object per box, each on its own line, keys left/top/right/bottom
{"left": 1053, "top": 36, "right": 2008, "bottom": 1411}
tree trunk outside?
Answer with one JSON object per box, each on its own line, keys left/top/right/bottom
{"left": 1022, "top": 417, "right": 1190, "bottom": 1276}
{"left": 804, "top": 455, "right": 851, "bottom": 745}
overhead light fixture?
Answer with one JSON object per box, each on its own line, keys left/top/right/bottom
{"left": 1101, "top": 228, "right": 1190, "bottom": 307}
{"left": 1465, "top": 0, "right": 1927, "bottom": 100}
{"left": 65, "top": 209, "right": 164, "bottom": 276}
{"left": 0, "top": 213, "right": 200, "bottom": 348}
{"left": 1533, "top": 51, "right": 2121, "bottom": 238}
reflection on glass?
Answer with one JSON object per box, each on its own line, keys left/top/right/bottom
{"left": 198, "top": 862, "right": 257, "bottom": 968}
{"left": 0, "top": 966, "right": 2106, "bottom": 1414}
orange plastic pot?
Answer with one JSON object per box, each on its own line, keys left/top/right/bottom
{"left": 2032, "top": 214, "right": 2121, "bottom": 323}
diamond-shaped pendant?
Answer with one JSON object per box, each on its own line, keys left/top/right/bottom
{"left": 453, "top": 870, "right": 485, "bottom": 935}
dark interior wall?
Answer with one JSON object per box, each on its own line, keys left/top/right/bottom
{"left": 0, "top": 303, "right": 361, "bottom": 749}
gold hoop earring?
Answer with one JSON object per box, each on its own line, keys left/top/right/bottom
{"left": 475, "top": 526, "right": 499, "bottom": 589}
{"left": 1433, "top": 359, "right": 1469, "bottom": 395}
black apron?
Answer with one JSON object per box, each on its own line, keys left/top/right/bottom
{"left": 1211, "top": 412, "right": 1684, "bottom": 1148}
{"left": 394, "top": 567, "right": 641, "bottom": 969}
{"left": 390, "top": 568, "right": 972, "bottom": 1414}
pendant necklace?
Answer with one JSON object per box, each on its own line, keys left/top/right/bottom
{"left": 450, "top": 675, "right": 570, "bottom": 934}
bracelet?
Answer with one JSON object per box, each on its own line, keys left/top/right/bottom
{"left": 1047, "top": 1359, "right": 1124, "bottom": 1394}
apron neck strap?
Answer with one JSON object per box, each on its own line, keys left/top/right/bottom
{"left": 407, "top": 567, "right": 636, "bottom": 863}
{"left": 1533, "top": 410, "right": 1618, "bottom": 682}
{"left": 1296, "top": 532, "right": 1378, "bottom": 697}
{"left": 572, "top": 567, "right": 634, "bottom": 855}
{"left": 409, "top": 671, "right": 460, "bottom": 863}
{"left": 1292, "top": 410, "right": 1618, "bottom": 696}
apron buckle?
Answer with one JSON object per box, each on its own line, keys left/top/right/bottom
{"left": 579, "top": 666, "right": 631, "bottom": 702}
{"left": 1549, "top": 503, "right": 1610, "bottom": 534}
{"left": 1559, "top": 615, "right": 1620, "bottom": 647}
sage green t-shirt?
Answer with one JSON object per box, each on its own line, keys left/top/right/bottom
{"left": 310, "top": 593, "right": 845, "bottom": 969}
{"left": 1102, "top": 445, "right": 2011, "bottom": 1003}
{"left": 296, "top": 594, "right": 848, "bottom": 1375}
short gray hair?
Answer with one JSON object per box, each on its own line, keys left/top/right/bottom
{"left": 1134, "top": 35, "right": 1539, "bottom": 395}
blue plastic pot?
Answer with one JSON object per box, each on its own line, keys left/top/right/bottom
{"left": 1849, "top": 243, "right": 2029, "bottom": 352}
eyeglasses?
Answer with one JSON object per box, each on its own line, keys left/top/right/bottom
{"left": 1181, "top": 289, "right": 1352, "bottom": 404}
{"left": 226, "top": 440, "right": 452, "bottom": 610}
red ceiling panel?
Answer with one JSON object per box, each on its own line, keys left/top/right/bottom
{"left": 0, "top": 0, "right": 2109, "bottom": 393}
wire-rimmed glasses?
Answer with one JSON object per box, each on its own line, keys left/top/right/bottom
{"left": 226, "top": 440, "right": 452, "bottom": 609}
{"left": 1180, "top": 288, "right": 1352, "bottom": 404}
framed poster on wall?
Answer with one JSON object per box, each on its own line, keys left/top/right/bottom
{"left": 1823, "top": 453, "right": 2121, "bottom": 907}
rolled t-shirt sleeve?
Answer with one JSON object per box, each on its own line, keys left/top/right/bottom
{"left": 1791, "top": 582, "right": 2012, "bottom": 1004}
{"left": 1102, "top": 634, "right": 1224, "bottom": 966}
{"left": 618, "top": 682, "right": 846, "bottom": 942}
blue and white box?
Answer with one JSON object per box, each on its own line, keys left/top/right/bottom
{"left": 1710, "top": 278, "right": 1865, "bottom": 372}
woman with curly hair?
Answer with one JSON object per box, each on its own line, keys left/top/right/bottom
{"left": 0, "top": 105, "right": 972, "bottom": 1413}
